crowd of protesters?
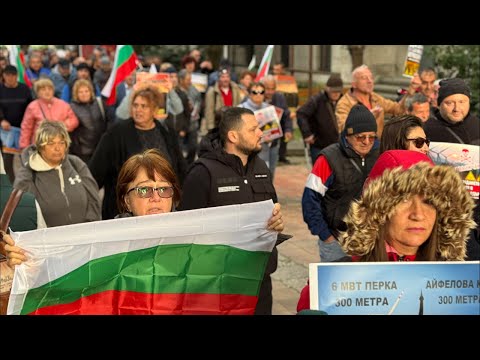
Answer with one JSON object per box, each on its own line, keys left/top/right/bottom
{"left": 0, "top": 45, "right": 478, "bottom": 316}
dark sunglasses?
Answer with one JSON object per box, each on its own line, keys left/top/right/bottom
{"left": 251, "top": 89, "right": 265, "bottom": 95}
{"left": 352, "top": 134, "right": 377, "bottom": 142}
{"left": 126, "top": 186, "right": 174, "bottom": 199}
{"left": 407, "top": 137, "right": 430, "bottom": 149}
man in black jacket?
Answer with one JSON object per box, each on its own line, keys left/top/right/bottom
{"left": 179, "top": 107, "right": 286, "bottom": 315}
{"left": 297, "top": 74, "right": 343, "bottom": 165}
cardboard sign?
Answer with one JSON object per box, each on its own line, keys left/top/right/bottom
{"left": 191, "top": 73, "right": 208, "bottom": 93}
{"left": 430, "top": 142, "right": 479, "bottom": 202}
{"left": 403, "top": 45, "right": 424, "bottom": 78}
{"left": 254, "top": 106, "right": 283, "bottom": 142}
{"left": 274, "top": 75, "right": 298, "bottom": 94}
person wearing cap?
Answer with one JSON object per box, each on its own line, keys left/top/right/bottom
{"left": 302, "top": 104, "right": 380, "bottom": 262}
{"left": 297, "top": 74, "right": 344, "bottom": 164}
{"left": 203, "top": 65, "right": 243, "bottom": 134}
{"left": 336, "top": 65, "right": 412, "bottom": 137}
{"left": 424, "top": 78, "right": 479, "bottom": 145}
{"left": 424, "top": 78, "right": 480, "bottom": 258}
{"left": 25, "top": 53, "right": 51, "bottom": 84}
{"left": 297, "top": 149, "right": 476, "bottom": 312}
{"left": 49, "top": 58, "right": 77, "bottom": 98}
{"left": 0, "top": 65, "right": 33, "bottom": 182}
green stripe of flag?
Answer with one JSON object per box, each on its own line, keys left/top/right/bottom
{"left": 21, "top": 243, "right": 270, "bottom": 315}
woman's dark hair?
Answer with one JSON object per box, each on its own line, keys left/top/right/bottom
{"left": 116, "top": 149, "right": 181, "bottom": 214}
{"left": 380, "top": 115, "right": 424, "bottom": 154}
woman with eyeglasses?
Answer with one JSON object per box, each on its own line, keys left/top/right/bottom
{"left": 238, "top": 82, "right": 281, "bottom": 179}
{"left": 116, "top": 149, "right": 181, "bottom": 217}
{"left": 380, "top": 115, "right": 430, "bottom": 155}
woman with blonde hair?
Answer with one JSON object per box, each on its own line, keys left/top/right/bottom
{"left": 19, "top": 78, "right": 78, "bottom": 148}
{"left": 69, "top": 79, "right": 106, "bottom": 163}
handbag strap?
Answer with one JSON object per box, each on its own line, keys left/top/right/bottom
{"left": 39, "top": 103, "right": 48, "bottom": 120}
{"left": 445, "top": 127, "right": 465, "bottom": 144}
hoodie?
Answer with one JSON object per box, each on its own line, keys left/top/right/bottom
{"left": 14, "top": 145, "right": 101, "bottom": 227}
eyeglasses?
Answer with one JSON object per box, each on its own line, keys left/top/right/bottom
{"left": 352, "top": 134, "right": 377, "bottom": 142}
{"left": 251, "top": 90, "right": 265, "bottom": 95}
{"left": 126, "top": 186, "right": 174, "bottom": 199}
{"left": 407, "top": 137, "right": 430, "bottom": 148}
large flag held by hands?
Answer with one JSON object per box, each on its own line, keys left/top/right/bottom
{"left": 101, "top": 45, "right": 138, "bottom": 105}
{"left": 7, "top": 45, "right": 32, "bottom": 88}
{"left": 7, "top": 201, "right": 277, "bottom": 315}
{"left": 254, "top": 45, "right": 274, "bottom": 82}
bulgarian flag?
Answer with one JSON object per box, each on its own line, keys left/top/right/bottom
{"left": 101, "top": 45, "right": 138, "bottom": 105}
{"left": 254, "top": 45, "right": 274, "bottom": 82}
{"left": 7, "top": 201, "right": 277, "bottom": 315}
{"left": 7, "top": 45, "right": 32, "bottom": 88}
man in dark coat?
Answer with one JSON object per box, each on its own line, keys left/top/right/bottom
{"left": 179, "top": 107, "right": 288, "bottom": 315}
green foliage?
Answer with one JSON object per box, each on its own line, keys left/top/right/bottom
{"left": 425, "top": 45, "right": 480, "bottom": 115}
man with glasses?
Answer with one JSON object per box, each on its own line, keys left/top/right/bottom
{"left": 302, "top": 104, "right": 379, "bottom": 262}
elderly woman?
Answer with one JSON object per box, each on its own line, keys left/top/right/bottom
{"left": 296, "top": 149, "right": 476, "bottom": 311}
{"left": 69, "top": 79, "right": 106, "bottom": 163}
{"left": 19, "top": 78, "right": 78, "bottom": 149}
{"left": 89, "top": 86, "right": 186, "bottom": 220}
{"left": 13, "top": 120, "right": 101, "bottom": 227}
{"left": 380, "top": 115, "right": 430, "bottom": 155}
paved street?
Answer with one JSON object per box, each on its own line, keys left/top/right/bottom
{"left": 271, "top": 154, "right": 319, "bottom": 315}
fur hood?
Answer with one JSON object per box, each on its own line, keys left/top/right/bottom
{"left": 340, "top": 150, "right": 476, "bottom": 261}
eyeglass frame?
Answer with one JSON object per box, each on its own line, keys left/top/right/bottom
{"left": 250, "top": 89, "right": 265, "bottom": 95}
{"left": 126, "top": 186, "right": 174, "bottom": 199}
{"left": 406, "top": 137, "right": 430, "bottom": 149}
{"left": 350, "top": 134, "right": 377, "bottom": 142}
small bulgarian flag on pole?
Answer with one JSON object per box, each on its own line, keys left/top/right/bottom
{"left": 7, "top": 45, "right": 32, "bottom": 88}
{"left": 101, "top": 45, "right": 138, "bottom": 105}
{"left": 7, "top": 201, "right": 277, "bottom": 315}
{"left": 254, "top": 45, "right": 274, "bottom": 82}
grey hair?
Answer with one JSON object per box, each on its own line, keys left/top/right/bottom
{"left": 35, "top": 120, "right": 71, "bottom": 152}
{"left": 262, "top": 75, "right": 277, "bottom": 85}
{"left": 405, "top": 93, "right": 429, "bottom": 112}
{"left": 352, "top": 64, "right": 370, "bottom": 80}
{"left": 177, "top": 69, "right": 189, "bottom": 81}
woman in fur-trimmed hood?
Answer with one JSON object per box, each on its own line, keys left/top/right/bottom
{"left": 297, "top": 150, "right": 476, "bottom": 312}
{"left": 340, "top": 150, "right": 476, "bottom": 261}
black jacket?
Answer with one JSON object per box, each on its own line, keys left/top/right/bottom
{"left": 89, "top": 119, "right": 186, "bottom": 219}
{"left": 297, "top": 91, "right": 340, "bottom": 150}
{"left": 424, "top": 108, "right": 480, "bottom": 145}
